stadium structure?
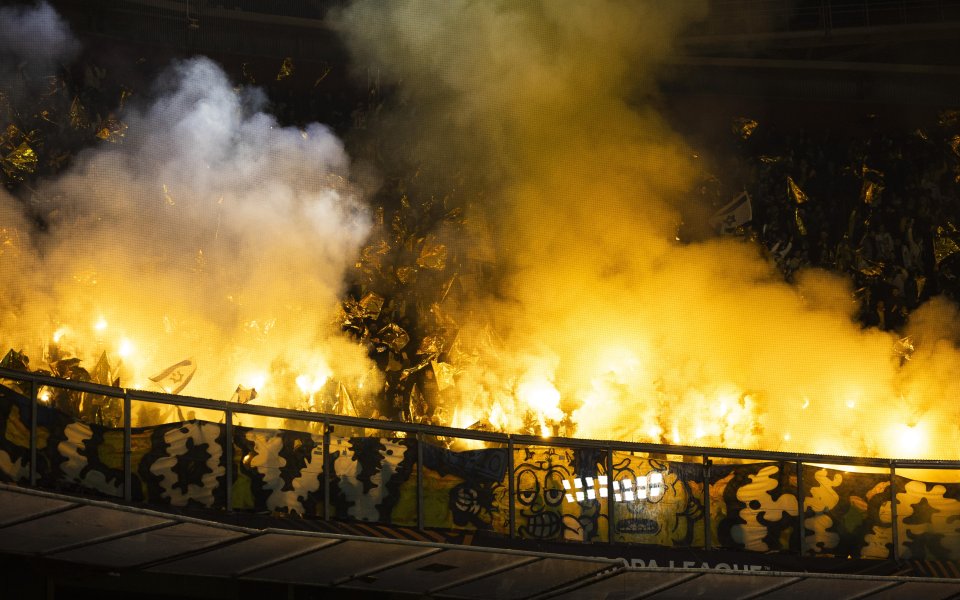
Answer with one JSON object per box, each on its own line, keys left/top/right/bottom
{"left": 4, "top": 1, "right": 960, "bottom": 598}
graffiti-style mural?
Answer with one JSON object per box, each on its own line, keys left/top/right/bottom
{"left": 4, "top": 383, "right": 960, "bottom": 561}
{"left": 511, "top": 446, "right": 607, "bottom": 542}
{"left": 421, "top": 443, "right": 508, "bottom": 531}
{"left": 711, "top": 462, "right": 799, "bottom": 553}
{"left": 233, "top": 428, "right": 323, "bottom": 515}
{"left": 896, "top": 478, "right": 960, "bottom": 560}
{"left": 611, "top": 453, "right": 705, "bottom": 547}
{"left": 800, "top": 466, "right": 891, "bottom": 559}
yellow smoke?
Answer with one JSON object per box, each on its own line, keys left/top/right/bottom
{"left": 333, "top": 0, "right": 960, "bottom": 459}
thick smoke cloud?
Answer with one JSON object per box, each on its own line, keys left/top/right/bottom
{"left": 0, "top": 8, "right": 373, "bottom": 409}
{"left": 333, "top": 0, "right": 960, "bottom": 459}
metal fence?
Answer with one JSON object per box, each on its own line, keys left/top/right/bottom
{"left": 2, "top": 365, "right": 960, "bottom": 561}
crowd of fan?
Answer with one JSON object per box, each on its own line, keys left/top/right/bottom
{"left": 705, "top": 112, "right": 960, "bottom": 331}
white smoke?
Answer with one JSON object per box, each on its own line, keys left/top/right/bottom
{"left": 1, "top": 42, "right": 374, "bottom": 404}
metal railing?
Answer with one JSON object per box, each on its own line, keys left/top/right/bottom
{"left": 3, "top": 365, "right": 960, "bottom": 561}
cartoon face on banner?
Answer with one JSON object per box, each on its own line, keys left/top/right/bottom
{"left": 611, "top": 453, "right": 704, "bottom": 547}
{"left": 511, "top": 447, "right": 607, "bottom": 542}
{"left": 513, "top": 447, "right": 572, "bottom": 540}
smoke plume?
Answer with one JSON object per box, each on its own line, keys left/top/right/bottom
{"left": 1, "top": 8, "right": 373, "bottom": 411}
{"left": 332, "top": 0, "right": 960, "bottom": 459}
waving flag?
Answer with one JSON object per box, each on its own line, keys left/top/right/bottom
{"left": 149, "top": 358, "right": 196, "bottom": 395}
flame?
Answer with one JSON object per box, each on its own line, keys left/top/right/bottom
{"left": 516, "top": 374, "right": 562, "bottom": 437}
{"left": 243, "top": 371, "right": 268, "bottom": 391}
{"left": 117, "top": 338, "right": 135, "bottom": 358}
{"left": 892, "top": 422, "right": 927, "bottom": 459}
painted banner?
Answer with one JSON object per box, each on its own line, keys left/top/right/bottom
{"left": 611, "top": 453, "right": 705, "bottom": 547}
{"left": 3, "top": 382, "right": 960, "bottom": 561}
{"left": 710, "top": 462, "right": 799, "bottom": 553}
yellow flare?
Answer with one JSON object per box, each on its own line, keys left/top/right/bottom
{"left": 244, "top": 372, "right": 268, "bottom": 390}
{"left": 118, "top": 338, "right": 135, "bottom": 358}
{"left": 516, "top": 377, "right": 562, "bottom": 421}
{"left": 52, "top": 326, "right": 69, "bottom": 343}
{"left": 296, "top": 373, "right": 328, "bottom": 395}
{"left": 94, "top": 318, "right": 108, "bottom": 332}
{"left": 893, "top": 422, "right": 927, "bottom": 458}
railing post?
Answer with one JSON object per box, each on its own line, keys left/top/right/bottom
{"left": 416, "top": 431, "right": 424, "bottom": 530}
{"left": 507, "top": 436, "right": 515, "bottom": 539}
{"left": 29, "top": 380, "right": 37, "bottom": 487}
{"left": 224, "top": 407, "right": 233, "bottom": 512}
{"left": 703, "top": 455, "right": 711, "bottom": 550}
{"left": 123, "top": 391, "right": 131, "bottom": 502}
{"left": 890, "top": 460, "right": 899, "bottom": 561}
{"left": 796, "top": 460, "right": 804, "bottom": 555}
{"left": 323, "top": 418, "right": 331, "bottom": 521}
{"left": 606, "top": 446, "right": 615, "bottom": 544}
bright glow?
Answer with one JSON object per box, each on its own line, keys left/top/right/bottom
{"left": 52, "top": 327, "right": 69, "bottom": 343}
{"left": 783, "top": 433, "right": 791, "bottom": 442}
{"left": 295, "top": 373, "right": 328, "bottom": 395}
{"left": 94, "top": 317, "right": 108, "bottom": 332}
{"left": 118, "top": 338, "right": 135, "bottom": 358}
{"left": 517, "top": 374, "right": 563, "bottom": 436}
{"left": 893, "top": 422, "right": 927, "bottom": 458}
{"left": 244, "top": 372, "right": 268, "bottom": 390}
{"left": 38, "top": 389, "right": 51, "bottom": 404}
{"left": 801, "top": 397, "right": 810, "bottom": 409}
{"left": 539, "top": 420, "right": 551, "bottom": 438}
